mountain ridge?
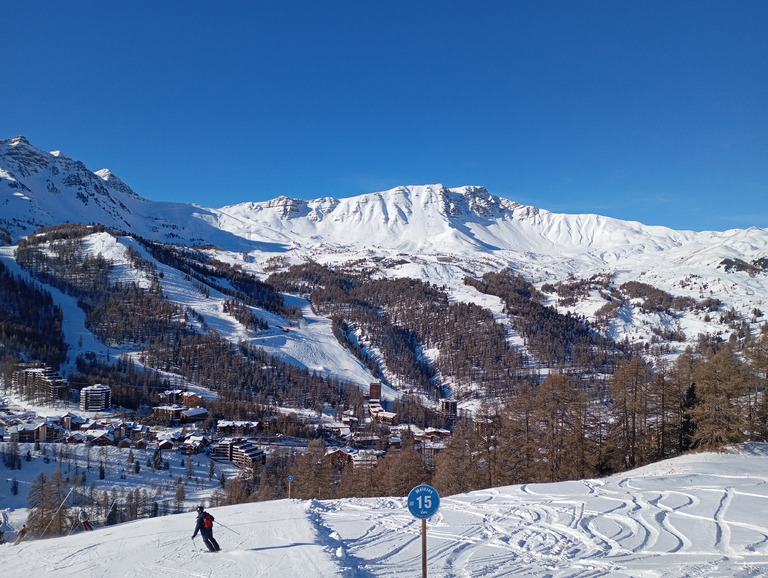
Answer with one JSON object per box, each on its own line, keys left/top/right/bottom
{"left": 4, "top": 136, "right": 765, "bottom": 256}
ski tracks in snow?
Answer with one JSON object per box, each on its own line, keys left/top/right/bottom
{"left": 310, "top": 471, "right": 768, "bottom": 577}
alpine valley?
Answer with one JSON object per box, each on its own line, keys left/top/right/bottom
{"left": 2, "top": 134, "right": 767, "bottom": 405}
{"left": 2, "top": 133, "right": 768, "bottom": 474}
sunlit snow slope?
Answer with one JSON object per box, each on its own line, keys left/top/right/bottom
{"left": 4, "top": 444, "right": 768, "bottom": 577}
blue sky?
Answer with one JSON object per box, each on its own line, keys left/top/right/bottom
{"left": 3, "top": 1, "right": 766, "bottom": 231}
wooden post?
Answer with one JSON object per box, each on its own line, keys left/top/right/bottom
{"left": 422, "top": 518, "right": 427, "bottom": 578}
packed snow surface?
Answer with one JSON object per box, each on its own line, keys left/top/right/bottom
{"left": 4, "top": 444, "right": 768, "bottom": 576}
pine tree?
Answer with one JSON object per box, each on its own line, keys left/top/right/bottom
{"left": 153, "top": 448, "right": 163, "bottom": 471}
{"left": 432, "top": 421, "right": 480, "bottom": 496}
{"left": 531, "top": 373, "right": 590, "bottom": 482}
{"left": 223, "top": 475, "right": 250, "bottom": 504}
{"left": 496, "top": 382, "right": 538, "bottom": 485}
{"left": 469, "top": 401, "right": 504, "bottom": 489}
{"left": 26, "top": 468, "right": 71, "bottom": 537}
{"left": 375, "top": 438, "right": 429, "bottom": 497}
{"left": 746, "top": 332, "right": 768, "bottom": 440}
{"left": 690, "top": 345, "right": 749, "bottom": 449}
{"left": 3, "top": 439, "right": 21, "bottom": 470}
{"left": 291, "top": 440, "right": 324, "bottom": 499}
{"left": 174, "top": 480, "right": 186, "bottom": 513}
{"left": 26, "top": 472, "right": 50, "bottom": 536}
{"left": 608, "top": 356, "right": 651, "bottom": 468}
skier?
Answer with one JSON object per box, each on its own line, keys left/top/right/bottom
{"left": 14, "top": 524, "right": 27, "bottom": 545}
{"left": 79, "top": 508, "right": 93, "bottom": 531}
{"left": 192, "top": 506, "right": 220, "bottom": 552}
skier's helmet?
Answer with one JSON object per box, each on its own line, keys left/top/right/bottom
{"left": 197, "top": 505, "right": 204, "bottom": 513}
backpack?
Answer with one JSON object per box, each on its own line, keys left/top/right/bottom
{"left": 202, "top": 512, "right": 214, "bottom": 529}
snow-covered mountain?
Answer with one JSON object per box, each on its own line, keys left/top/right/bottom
{"left": 2, "top": 135, "right": 767, "bottom": 384}
{"left": 0, "top": 136, "right": 258, "bottom": 251}
{"left": 4, "top": 442, "right": 768, "bottom": 577}
{"left": 4, "top": 135, "right": 766, "bottom": 267}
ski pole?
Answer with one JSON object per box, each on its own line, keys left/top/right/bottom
{"left": 192, "top": 536, "right": 199, "bottom": 551}
{"left": 67, "top": 519, "right": 80, "bottom": 536}
{"left": 41, "top": 487, "right": 74, "bottom": 538}
{"left": 214, "top": 521, "right": 240, "bottom": 535}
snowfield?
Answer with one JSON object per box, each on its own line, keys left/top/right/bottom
{"left": 4, "top": 444, "right": 768, "bottom": 577}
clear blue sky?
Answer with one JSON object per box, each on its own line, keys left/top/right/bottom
{"left": 3, "top": 1, "right": 766, "bottom": 231}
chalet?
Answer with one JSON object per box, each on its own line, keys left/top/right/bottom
{"left": 216, "top": 420, "right": 259, "bottom": 437}
{"left": 61, "top": 412, "right": 87, "bottom": 431}
{"left": 181, "top": 434, "right": 210, "bottom": 455}
{"left": 180, "top": 407, "right": 208, "bottom": 424}
{"left": 114, "top": 421, "right": 150, "bottom": 441}
{"left": 180, "top": 391, "right": 204, "bottom": 407}
{"left": 369, "top": 406, "right": 397, "bottom": 425}
{"left": 319, "top": 423, "right": 351, "bottom": 439}
{"left": 156, "top": 439, "right": 175, "bottom": 451}
{"left": 325, "top": 446, "right": 356, "bottom": 468}
{"left": 65, "top": 432, "right": 87, "bottom": 444}
{"left": 9, "top": 423, "right": 37, "bottom": 443}
{"left": 325, "top": 446, "right": 383, "bottom": 469}
{"left": 81, "top": 420, "right": 114, "bottom": 434}
{"left": 152, "top": 405, "right": 184, "bottom": 423}
{"left": 341, "top": 411, "right": 359, "bottom": 431}
{"left": 9, "top": 421, "right": 63, "bottom": 443}
{"left": 348, "top": 431, "right": 381, "bottom": 449}
{"left": 159, "top": 389, "right": 204, "bottom": 408}
{"left": 158, "top": 389, "right": 185, "bottom": 404}
{"left": 421, "top": 428, "right": 452, "bottom": 443}
{"left": 352, "top": 449, "right": 382, "bottom": 469}
{"left": 86, "top": 430, "right": 115, "bottom": 446}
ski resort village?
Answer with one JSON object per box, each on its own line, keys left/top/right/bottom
{"left": 1, "top": 364, "right": 451, "bottom": 476}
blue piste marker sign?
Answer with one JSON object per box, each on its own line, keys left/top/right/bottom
{"left": 407, "top": 484, "right": 440, "bottom": 519}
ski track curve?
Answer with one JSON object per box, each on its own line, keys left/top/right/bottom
{"left": 308, "top": 465, "right": 768, "bottom": 577}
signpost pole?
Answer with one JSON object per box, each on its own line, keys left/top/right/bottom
{"left": 421, "top": 518, "right": 427, "bottom": 578}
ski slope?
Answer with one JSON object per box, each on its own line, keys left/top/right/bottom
{"left": 4, "top": 444, "right": 768, "bottom": 577}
